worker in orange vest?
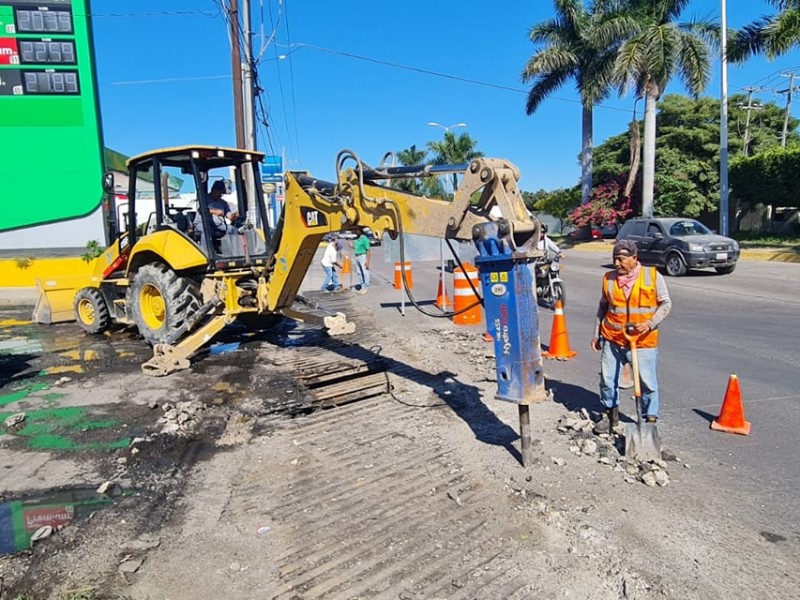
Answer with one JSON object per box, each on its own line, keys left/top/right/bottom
{"left": 591, "top": 240, "right": 672, "bottom": 434}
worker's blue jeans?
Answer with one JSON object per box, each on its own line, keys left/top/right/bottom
{"left": 321, "top": 266, "right": 340, "bottom": 291}
{"left": 599, "top": 339, "right": 660, "bottom": 418}
{"left": 355, "top": 254, "right": 370, "bottom": 289}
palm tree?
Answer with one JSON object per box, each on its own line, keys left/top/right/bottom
{"left": 392, "top": 145, "right": 444, "bottom": 196}
{"left": 613, "top": 0, "right": 716, "bottom": 217}
{"left": 729, "top": 1, "right": 800, "bottom": 60}
{"left": 427, "top": 131, "right": 483, "bottom": 193}
{"left": 522, "top": 0, "right": 636, "bottom": 205}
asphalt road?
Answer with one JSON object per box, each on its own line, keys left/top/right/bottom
{"left": 364, "top": 244, "right": 800, "bottom": 544}
{"left": 543, "top": 249, "right": 800, "bottom": 541}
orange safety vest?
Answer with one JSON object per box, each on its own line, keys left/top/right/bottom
{"left": 599, "top": 266, "right": 660, "bottom": 348}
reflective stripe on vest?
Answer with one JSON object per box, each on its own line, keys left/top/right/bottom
{"left": 599, "top": 267, "right": 659, "bottom": 348}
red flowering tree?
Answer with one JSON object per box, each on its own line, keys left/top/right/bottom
{"left": 567, "top": 180, "right": 632, "bottom": 228}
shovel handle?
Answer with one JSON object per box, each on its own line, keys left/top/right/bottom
{"left": 629, "top": 338, "right": 641, "bottom": 399}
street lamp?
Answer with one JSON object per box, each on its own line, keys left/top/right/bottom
{"left": 427, "top": 121, "right": 467, "bottom": 133}
{"left": 720, "top": 0, "right": 729, "bottom": 236}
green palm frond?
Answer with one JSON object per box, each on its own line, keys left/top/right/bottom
{"left": 555, "top": 0, "right": 585, "bottom": 29}
{"left": 763, "top": 8, "right": 800, "bottom": 57}
{"left": 528, "top": 20, "right": 566, "bottom": 44}
{"left": 397, "top": 145, "right": 427, "bottom": 166}
{"left": 524, "top": 70, "right": 572, "bottom": 114}
{"left": 592, "top": 14, "right": 641, "bottom": 47}
{"left": 770, "top": 1, "right": 800, "bottom": 10}
{"left": 680, "top": 17, "right": 720, "bottom": 48}
{"left": 727, "top": 20, "right": 770, "bottom": 62}
{"left": 677, "top": 32, "right": 711, "bottom": 96}
{"left": 522, "top": 48, "right": 579, "bottom": 80}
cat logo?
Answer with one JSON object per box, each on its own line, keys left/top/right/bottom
{"left": 300, "top": 207, "right": 328, "bottom": 228}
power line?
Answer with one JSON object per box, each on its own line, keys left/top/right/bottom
{"left": 282, "top": 2, "right": 301, "bottom": 159}
{"left": 279, "top": 42, "right": 633, "bottom": 115}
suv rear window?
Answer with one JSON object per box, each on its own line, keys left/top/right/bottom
{"left": 618, "top": 221, "right": 647, "bottom": 237}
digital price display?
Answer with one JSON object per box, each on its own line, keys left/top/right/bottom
{"left": 14, "top": 7, "right": 73, "bottom": 34}
{"left": 23, "top": 69, "right": 79, "bottom": 93}
{"left": 19, "top": 40, "right": 77, "bottom": 64}
{"left": 0, "top": 0, "right": 107, "bottom": 237}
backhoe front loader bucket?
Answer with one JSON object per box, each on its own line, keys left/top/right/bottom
{"left": 32, "top": 274, "right": 95, "bottom": 324}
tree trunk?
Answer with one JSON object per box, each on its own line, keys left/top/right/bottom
{"left": 580, "top": 105, "right": 593, "bottom": 205}
{"left": 624, "top": 117, "right": 641, "bottom": 199}
{"left": 641, "top": 85, "right": 659, "bottom": 218}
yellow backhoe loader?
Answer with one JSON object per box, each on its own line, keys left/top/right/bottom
{"left": 33, "top": 146, "right": 544, "bottom": 395}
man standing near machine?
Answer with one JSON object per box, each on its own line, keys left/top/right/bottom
{"left": 591, "top": 240, "right": 672, "bottom": 434}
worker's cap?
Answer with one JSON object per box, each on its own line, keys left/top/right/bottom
{"left": 210, "top": 180, "right": 227, "bottom": 193}
{"left": 612, "top": 239, "right": 638, "bottom": 257}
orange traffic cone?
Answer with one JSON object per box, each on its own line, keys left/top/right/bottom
{"left": 434, "top": 274, "right": 451, "bottom": 310}
{"left": 711, "top": 374, "right": 751, "bottom": 435}
{"left": 394, "top": 262, "right": 413, "bottom": 290}
{"left": 341, "top": 254, "right": 351, "bottom": 275}
{"left": 542, "top": 300, "right": 577, "bottom": 360}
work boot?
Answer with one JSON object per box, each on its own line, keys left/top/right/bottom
{"left": 593, "top": 407, "right": 620, "bottom": 435}
{"left": 645, "top": 415, "right": 658, "bottom": 424}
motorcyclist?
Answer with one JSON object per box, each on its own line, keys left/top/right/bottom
{"left": 537, "top": 224, "right": 564, "bottom": 259}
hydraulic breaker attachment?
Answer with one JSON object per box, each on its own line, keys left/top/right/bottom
{"left": 473, "top": 220, "right": 548, "bottom": 467}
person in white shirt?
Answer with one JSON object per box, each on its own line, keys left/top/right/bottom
{"left": 537, "top": 224, "right": 563, "bottom": 259}
{"left": 320, "top": 238, "right": 343, "bottom": 292}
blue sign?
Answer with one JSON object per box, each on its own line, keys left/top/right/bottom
{"left": 260, "top": 155, "right": 283, "bottom": 183}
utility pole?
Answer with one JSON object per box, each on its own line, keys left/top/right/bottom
{"left": 739, "top": 87, "right": 763, "bottom": 157}
{"left": 719, "top": 0, "right": 729, "bottom": 236}
{"left": 228, "top": 0, "right": 245, "bottom": 149}
{"left": 779, "top": 72, "right": 796, "bottom": 149}
{"left": 241, "top": 0, "right": 259, "bottom": 220}
{"left": 242, "top": 0, "right": 256, "bottom": 151}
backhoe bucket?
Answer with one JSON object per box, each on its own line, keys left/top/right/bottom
{"left": 32, "top": 274, "right": 94, "bottom": 324}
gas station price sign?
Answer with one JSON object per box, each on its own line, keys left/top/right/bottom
{"left": 0, "top": 0, "right": 105, "bottom": 232}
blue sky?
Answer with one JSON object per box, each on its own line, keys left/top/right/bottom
{"left": 91, "top": 0, "right": 800, "bottom": 192}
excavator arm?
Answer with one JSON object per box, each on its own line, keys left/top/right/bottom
{"left": 253, "top": 150, "right": 549, "bottom": 466}
{"left": 259, "top": 151, "right": 541, "bottom": 314}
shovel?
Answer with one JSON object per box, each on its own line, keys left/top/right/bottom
{"left": 624, "top": 326, "right": 662, "bottom": 462}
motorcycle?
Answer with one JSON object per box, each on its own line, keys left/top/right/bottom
{"left": 534, "top": 255, "right": 566, "bottom": 309}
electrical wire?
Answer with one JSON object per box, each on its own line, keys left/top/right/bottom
{"left": 282, "top": 2, "right": 302, "bottom": 160}
{"left": 279, "top": 42, "right": 633, "bottom": 115}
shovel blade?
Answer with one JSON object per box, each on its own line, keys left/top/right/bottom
{"left": 625, "top": 422, "right": 662, "bottom": 462}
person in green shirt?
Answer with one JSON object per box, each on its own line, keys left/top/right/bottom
{"left": 352, "top": 228, "right": 371, "bottom": 294}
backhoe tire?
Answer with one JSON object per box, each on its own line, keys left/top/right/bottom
{"left": 73, "top": 288, "right": 111, "bottom": 335}
{"left": 128, "top": 264, "right": 201, "bottom": 345}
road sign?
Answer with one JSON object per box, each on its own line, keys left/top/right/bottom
{"left": 260, "top": 155, "right": 283, "bottom": 183}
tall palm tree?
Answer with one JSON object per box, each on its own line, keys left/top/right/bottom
{"left": 729, "top": 1, "right": 800, "bottom": 60}
{"left": 522, "top": 0, "right": 635, "bottom": 205}
{"left": 614, "top": 0, "right": 716, "bottom": 217}
{"left": 427, "top": 131, "right": 483, "bottom": 193}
